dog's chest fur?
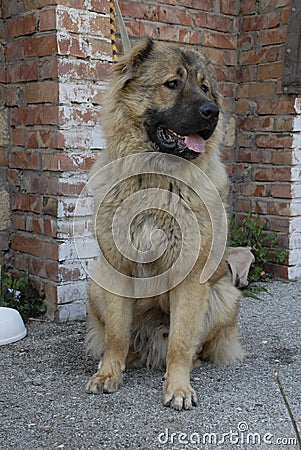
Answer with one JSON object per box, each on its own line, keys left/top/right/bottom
{"left": 97, "top": 174, "right": 212, "bottom": 277}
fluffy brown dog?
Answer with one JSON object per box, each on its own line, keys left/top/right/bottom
{"left": 85, "top": 38, "right": 244, "bottom": 411}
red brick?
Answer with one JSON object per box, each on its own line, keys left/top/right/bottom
{"left": 282, "top": 8, "right": 290, "bottom": 25}
{"left": 212, "top": 66, "right": 236, "bottom": 83}
{"left": 0, "top": 148, "right": 9, "bottom": 165}
{"left": 59, "top": 180, "right": 87, "bottom": 196}
{"left": 256, "top": 99, "right": 295, "bottom": 115}
{"left": 239, "top": 117, "right": 273, "bottom": 131}
{"left": 179, "top": 29, "right": 199, "bottom": 45}
{"left": 125, "top": 20, "right": 159, "bottom": 40}
{"left": 90, "top": 0, "right": 109, "bottom": 13}
{"left": 220, "top": 0, "right": 238, "bottom": 15}
{"left": 256, "top": 135, "right": 293, "bottom": 148}
{"left": 21, "top": 173, "right": 59, "bottom": 195}
{"left": 237, "top": 66, "right": 257, "bottom": 82}
{"left": 39, "top": 8, "right": 56, "bottom": 31}
{"left": 6, "top": 13, "right": 37, "bottom": 38}
{"left": 237, "top": 82, "right": 275, "bottom": 98}
{"left": 235, "top": 99, "right": 252, "bottom": 115}
{"left": 204, "top": 48, "right": 236, "bottom": 66}
{"left": 42, "top": 241, "right": 59, "bottom": 261}
{"left": 202, "top": 31, "right": 236, "bottom": 49}
{"left": 240, "top": 0, "right": 256, "bottom": 14}
{"left": 6, "top": 86, "right": 19, "bottom": 106}
{"left": 272, "top": 184, "right": 292, "bottom": 198}
{"left": 7, "top": 61, "right": 39, "bottom": 82}
{"left": 260, "top": 0, "right": 291, "bottom": 10}
{"left": 88, "top": 38, "right": 112, "bottom": 60}
{"left": 240, "top": 47, "right": 278, "bottom": 65}
{"left": 27, "top": 129, "right": 62, "bottom": 149}
{"left": 149, "top": 6, "right": 191, "bottom": 26}
{"left": 253, "top": 167, "right": 291, "bottom": 182}
{"left": 269, "top": 216, "right": 290, "bottom": 232}
{"left": 254, "top": 199, "right": 290, "bottom": 216}
{"left": 274, "top": 118, "right": 293, "bottom": 132}
{"left": 40, "top": 58, "right": 59, "bottom": 79}
{"left": 57, "top": 35, "right": 89, "bottom": 58}
{"left": 42, "top": 152, "right": 96, "bottom": 171}
{"left": 43, "top": 218, "right": 58, "bottom": 237}
{"left": 22, "top": 0, "right": 56, "bottom": 9}
{"left": 192, "top": 11, "right": 207, "bottom": 28}
{"left": 5, "top": 41, "right": 25, "bottom": 61}
{"left": 219, "top": 83, "right": 235, "bottom": 97}
{"left": 238, "top": 34, "right": 256, "bottom": 51}
{"left": 11, "top": 129, "right": 26, "bottom": 147}
{"left": 235, "top": 182, "right": 269, "bottom": 197}
{"left": 89, "top": 15, "right": 111, "bottom": 37}
{"left": 12, "top": 233, "right": 42, "bottom": 258}
{"left": 234, "top": 198, "right": 252, "bottom": 212}
{"left": 12, "top": 193, "right": 41, "bottom": 213}
{"left": 272, "top": 150, "right": 292, "bottom": 165}
{"left": 12, "top": 214, "right": 26, "bottom": 231}
{"left": 257, "top": 62, "right": 283, "bottom": 80}
{"left": 24, "top": 81, "right": 59, "bottom": 104}
{"left": 23, "top": 34, "right": 57, "bottom": 57}
{"left": 119, "top": 1, "right": 148, "bottom": 19}
{"left": 206, "top": 14, "right": 233, "bottom": 32}
{"left": 57, "top": 59, "right": 110, "bottom": 81}
{"left": 9, "top": 150, "right": 41, "bottom": 170}
{"left": 193, "top": 13, "right": 232, "bottom": 32}
{"left": 237, "top": 134, "right": 253, "bottom": 148}
{"left": 28, "top": 257, "right": 58, "bottom": 281}
{"left": 259, "top": 28, "right": 286, "bottom": 46}
{"left": 11, "top": 106, "right": 61, "bottom": 126}
{"left": 242, "top": 12, "right": 280, "bottom": 31}
{"left": 264, "top": 263, "right": 288, "bottom": 279}
{"left": 236, "top": 147, "right": 272, "bottom": 163}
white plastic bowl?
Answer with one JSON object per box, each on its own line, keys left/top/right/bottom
{"left": 0, "top": 307, "right": 27, "bottom": 345}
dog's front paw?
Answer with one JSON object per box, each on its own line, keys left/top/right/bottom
{"left": 85, "top": 369, "right": 121, "bottom": 394}
{"left": 163, "top": 384, "right": 198, "bottom": 411}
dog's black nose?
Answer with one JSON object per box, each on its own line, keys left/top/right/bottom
{"left": 199, "top": 103, "right": 219, "bottom": 121}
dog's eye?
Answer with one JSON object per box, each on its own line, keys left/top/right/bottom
{"left": 201, "top": 83, "right": 209, "bottom": 94}
{"left": 164, "top": 79, "right": 182, "bottom": 90}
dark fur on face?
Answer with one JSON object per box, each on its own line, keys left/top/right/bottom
{"left": 143, "top": 46, "right": 220, "bottom": 160}
{"left": 108, "top": 38, "right": 222, "bottom": 160}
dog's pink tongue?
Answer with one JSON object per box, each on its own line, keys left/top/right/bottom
{"left": 184, "top": 134, "right": 206, "bottom": 153}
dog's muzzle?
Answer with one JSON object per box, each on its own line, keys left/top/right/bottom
{"left": 145, "top": 101, "right": 219, "bottom": 160}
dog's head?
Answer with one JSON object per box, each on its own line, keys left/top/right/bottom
{"left": 109, "top": 38, "right": 222, "bottom": 160}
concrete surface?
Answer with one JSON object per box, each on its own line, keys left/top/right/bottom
{"left": 0, "top": 280, "right": 300, "bottom": 450}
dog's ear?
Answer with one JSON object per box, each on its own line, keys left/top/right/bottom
{"left": 110, "top": 38, "right": 154, "bottom": 84}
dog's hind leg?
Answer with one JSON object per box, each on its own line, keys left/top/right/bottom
{"left": 200, "top": 276, "right": 244, "bottom": 365}
{"left": 163, "top": 272, "right": 209, "bottom": 411}
{"left": 86, "top": 289, "right": 133, "bottom": 394}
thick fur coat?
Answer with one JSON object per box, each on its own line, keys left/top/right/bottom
{"left": 85, "top": 39, "right": 244, "bottom": 411}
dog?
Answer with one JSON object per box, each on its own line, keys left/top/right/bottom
{"left": 85, "top": 38, "right": 244, "bottom": 411}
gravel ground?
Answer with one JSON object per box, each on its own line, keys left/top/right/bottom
{"left": 0, "top": 280, "right": 301, "bottom": 450}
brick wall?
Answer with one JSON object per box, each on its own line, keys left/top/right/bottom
{"left": 235, "top": 0, "right": 301, "bottom": 279}
{"left": 0, "top": 0, "right": 111, "bottom": 319}
{"left": 0, "top": 0, "right": 300, "bottom": 320}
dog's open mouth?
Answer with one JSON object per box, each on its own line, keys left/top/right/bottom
{"left": 158, "top": 128, "right": 207, "bottom": 154}
{"left": 155, "top": 127, "right": 214, "bottom": 160}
